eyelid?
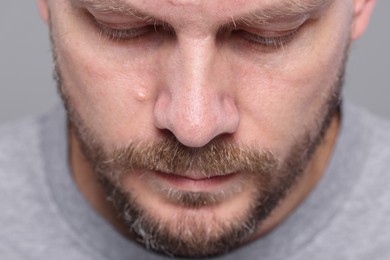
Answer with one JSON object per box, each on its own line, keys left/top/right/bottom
{"left": 95, "top": 22, "right": 155, "bottom": 41}
{"left": 233, "top": 20, "right": 304, "bottom": 42}
{"left": 240, "top": 27, "right": 299, "bottom": 38}
{"left": 95, "top": 19, "right": 147, "bottom": 30}
{"left": 92, "top": 16, "right": 174, "bottom": 42}
{"left": 240, "top": 30, "right": 298, "bottom": 46}
{"left": 232, "top": 20, "right": 306, "bottom": 49}
{"left": 234, "top": 13, "right": 309, "bottom": 33}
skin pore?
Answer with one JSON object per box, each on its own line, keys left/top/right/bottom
{"left": 38, "top": 0, "right": 376, "bottom": 257}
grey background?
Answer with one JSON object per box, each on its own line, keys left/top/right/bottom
{"left": 0, "top": 1, "right": 389, "bottom": 123}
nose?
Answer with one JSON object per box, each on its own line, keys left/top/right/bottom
{"left": 154, "top": 36, "right": 240, "bottom": 147}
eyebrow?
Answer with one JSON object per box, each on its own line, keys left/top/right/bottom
{"left": 75, "top": 0, "right": 333, "bottom": 26}
{"left": 75, "top": 0, "right": 154, "bottom": 20}
{"left": 236, "top": 0, "right": 334, "bottom": 26}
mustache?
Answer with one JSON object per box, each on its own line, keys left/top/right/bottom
{"left": 104, "top": 135, "right": 279, "bottom": 178}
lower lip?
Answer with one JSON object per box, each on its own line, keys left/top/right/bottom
{"left": 153, "top": 171, "right": 240, "bottom": 191}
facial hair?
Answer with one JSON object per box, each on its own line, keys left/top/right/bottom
{"left": 51, "top": 30, "right": 346, "bottom": 258}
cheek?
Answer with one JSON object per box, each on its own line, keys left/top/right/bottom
{"left": 55, "top": 34, "right": 161, "bottom": 149}
{"left": 230, "top": 1, "right": 352, "bottom": 157}
{"left": 231, "top": 33, "right": 347, "bottom": 156}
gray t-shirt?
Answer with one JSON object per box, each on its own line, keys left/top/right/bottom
{"left": 1, "top": 101, "right": 390, "bottom": 260}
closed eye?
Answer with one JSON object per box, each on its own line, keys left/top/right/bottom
{"left": 97, "top": 24, "right": 157, "bottom": 41}
{"left": 93, "top": 17, "right": 174, "bottom": 42}
{"left": 231, "top": 28, "right": 301, "bottom": 49}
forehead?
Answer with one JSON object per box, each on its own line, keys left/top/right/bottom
{"left": 73, "top": 0, "right": 334, "bottom": 23}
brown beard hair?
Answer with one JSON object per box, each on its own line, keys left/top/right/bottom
{"left": 51, "top": 24, "right": 346, "bottom": 257}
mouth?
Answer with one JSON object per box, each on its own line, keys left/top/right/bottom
{"left": 152, "top": 171, "right": 241, "bottom": 192}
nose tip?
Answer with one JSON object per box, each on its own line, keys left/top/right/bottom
{"left": 154, "top": 93, "right": 239, "bottom": 147}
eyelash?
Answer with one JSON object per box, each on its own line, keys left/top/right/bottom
{"left": 97, "top": 23, "right": 164, "bottom": 41}
{"left": 95, "top": 20, "right": 301, "bottom": 49}
{"left": 232, "top": 29, "right": 300, "bottom": 49}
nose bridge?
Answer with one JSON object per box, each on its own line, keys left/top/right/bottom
{"left": 176, "top": 36, "right": 217, "bottom": 127}
{"left": 180, "top": 36, "right": 215, "bottom": 91}
{"left": 154, "top": 36, "right": 240, "bottom": 147}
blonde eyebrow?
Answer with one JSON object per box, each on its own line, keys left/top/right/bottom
{"left": 75, "top": 0, "right": 154, "bottom": 20}
{"left": 235, "top": 0, "right": 334, "bottom": 26}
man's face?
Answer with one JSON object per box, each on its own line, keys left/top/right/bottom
{"left": 45, "top": 0, "right": 355, "bottom": 257}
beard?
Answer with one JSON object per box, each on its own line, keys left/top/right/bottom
{"left": 52, "top": 36, "right": 346, "bottom": 258}
{"left": 57, "top": 79, "right": 342, "bottom": 257}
